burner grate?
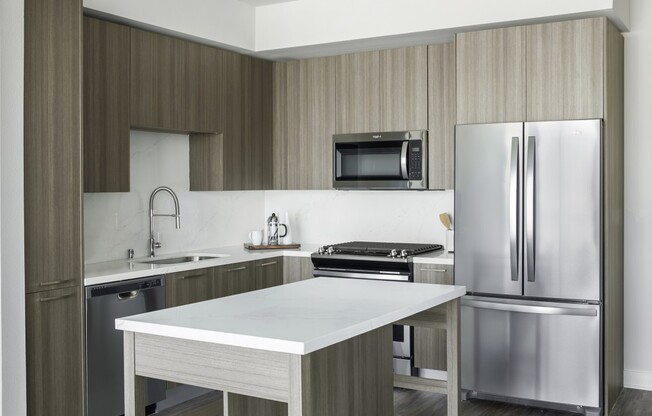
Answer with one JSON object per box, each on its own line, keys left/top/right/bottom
{"left": 328, "top": 241, "right": 442, "bottom": 256}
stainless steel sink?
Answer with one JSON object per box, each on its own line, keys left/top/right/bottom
{"left": 135, "top": 254, "right": 228, "bottom": 265}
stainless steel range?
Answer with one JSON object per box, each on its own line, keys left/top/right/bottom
{"left": 311, "top": 241, "right": 443, "bottom": 376}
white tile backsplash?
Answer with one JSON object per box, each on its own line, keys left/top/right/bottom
{"left": 84, "top": 131, "right": 454, "bottom": 263}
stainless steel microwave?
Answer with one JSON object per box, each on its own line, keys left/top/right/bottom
{"left": 333, "top": 130, "right": 428, "bottom": 190}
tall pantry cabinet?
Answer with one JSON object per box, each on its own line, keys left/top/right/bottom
{"left": 24, "top": 0, "right": 84, "bottom": 414}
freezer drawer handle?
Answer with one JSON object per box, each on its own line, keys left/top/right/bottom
{"left": 463, "top": 299, "right": 597, "bottom": 316}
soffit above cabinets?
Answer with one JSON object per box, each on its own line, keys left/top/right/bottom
{"left": 83, "top": 0, "right": 630, "bottom": 61}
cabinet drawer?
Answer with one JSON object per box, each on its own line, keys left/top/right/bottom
{"left": 255, "top": 258, "right": 283, "bottom": 290}
{"left": 214, "top": 261, "right": 256, "bottom": 298}
{"left": 166, "top": 268, "right": 213, "bottom": 308}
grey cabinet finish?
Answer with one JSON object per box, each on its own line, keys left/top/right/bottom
{"left": 25, "top": 0, "right": 83, "bottom": 294}
{"left": 83, "top": 16, "right": 130, "bottom": 193}
{"left": 283, "top": 257, "right": 315, "bottom": 284}
{"left": 456, "top": 26, "right": 527, "bottom": 124}
{"left": 335, "top": 51, "right": 381, "bottom": 134}
{"left": 26, "top": 287, "right": 83, "bottom": 416}
{"left": 273, "top": 57, "right": 336, "bottom": 190}
{"left": 165, "top": 268, "right": 213, "bottom": 308}
{"left": 413, "top": 264, "right": 454, "bottom": 371}
{"left": 214, "top": 262, "right": 256, "bottom": 298}
{"left": 428, "top": 42, "right": 456, "bottom": 190}
{"left": 380, "top": 46, "right": 428, "bottom": 131}
{"left": 255, "top": 258, "right": 284, "bottom": 290}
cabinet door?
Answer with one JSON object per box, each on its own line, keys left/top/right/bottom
{"left": 413, "top": 264, "right": 454, "bottom": 371}
{"left": 255, "top": 258, "right": 284, "bottom": 290}
{"left": 380, "top": 46, "right": 428, "bottom": 131}
{"left": 214, "top": 262, "right": 256, "bottom": 298}
{"left": 456, "top": 26, "right": 527, "bottom": 124}
{"left": 274, "top": 58, "right": 335, "bottom": 190}
{"left": 130, "top": 28, "right": 188, "bottom": 131}
{"left": 198, "top": 45, "right": 225, "bottom": 134}
{"left": 335, "top": 51, "right": 381, "bottom": 133}
{"left": 26, "top": 287, "right": 83, "bottom": 416}
{"left": 527, "top": 18, "right": 604, "bottom": 121}
{"left": 24, "top": 0, "right": 82, "bottom": 293}
{"left": 83, "top": 17, "right": 130, "bottom": 193}
{"left": 243, "top": 56, "right": 274, "bottom": 190}
{"left": 222, "top": 51, "right": 245, "bottom": 190}
{"left": 166, "top": 268, "right": 213, "bottom": 308}
{"left": 283, "top": 257, "right": 315, "bottom": 284}
{"left": 428, "top": 42, "right": 456, "bottom": 190}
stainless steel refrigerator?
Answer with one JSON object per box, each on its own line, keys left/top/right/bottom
{"left": 455, "top": 120, "right": 602, "bottom": 416}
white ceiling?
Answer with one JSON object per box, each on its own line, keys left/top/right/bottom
{"left": 238, "top": 0, "right": 299, "bottom": 6}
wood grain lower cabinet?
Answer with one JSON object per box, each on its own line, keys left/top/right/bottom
{"left": 283, "top": 256, "right": 315, "bottom": 284}
{"left": 255, "top": 258, "right": 284, "bottom": 290}
{"left": 83, "top": 16, "right": 130, "bottom": 193}
{"left": 26, "top": 287, "right": 83, "bottom": 416}
{"left": 165, "top": 268, "right": 214, "bottom": 308}
{"left": 413, "top": 264, "right": 454, "bottom": 371}
{"left": 214, "top": 262, "right": 256, "bottom": 298}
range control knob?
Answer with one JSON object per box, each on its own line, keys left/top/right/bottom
{"left": 318, "top": 247, "right": 325, "bottom": 255}
{"left": 390, "top": 249, "right": 398, "bottom": 258}
{"left": 400, "top": 249, "right": 408, "bottom": 258}
{"left": 327, "top": 246, "right": 335, "bottom": 255}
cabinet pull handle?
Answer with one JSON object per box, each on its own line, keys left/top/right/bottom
{"left": 226, "top": 266, "right": 247, "bottom": 273}
{"left": 180, "top": 274, "right": 204, "bottom": 280}
{"left": 424, "top": 269, "right": 447, "bottom": 273}
{"left": 39, "top": 280, "right": 70, "bottom": 287}
{"left": 39, "top": 293, "right": 72, "bottom": 303}
{"left": 259, "top": 261, "right": 278, "bottom": 267}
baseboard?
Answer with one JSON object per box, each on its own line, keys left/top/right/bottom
{"left": 624, "top": 369, "right": 652, "bottom": 391}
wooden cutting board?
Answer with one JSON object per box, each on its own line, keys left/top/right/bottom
{"left": 244, "top": 243, "right": 302, "bottom": 250}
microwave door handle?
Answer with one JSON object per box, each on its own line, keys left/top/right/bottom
{"left": 400, "top": 141, "right": 409, "bottom": 179}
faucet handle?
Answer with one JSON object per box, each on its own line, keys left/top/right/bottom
{"left": 127, "top": 248, "right": 134, "bottom": 259}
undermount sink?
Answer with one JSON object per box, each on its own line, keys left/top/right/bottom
{"left": 135, "top": 254, "right": 229, "bottom": 265}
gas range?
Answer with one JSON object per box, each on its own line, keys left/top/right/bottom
{"left": 313, "top": 241, "right": 443, "bottom": 261}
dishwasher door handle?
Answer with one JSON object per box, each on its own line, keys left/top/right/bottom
{"left": 117, "top": 290, "right": 140, "bottom": 301}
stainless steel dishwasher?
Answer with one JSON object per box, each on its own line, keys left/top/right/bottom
{"left": 85, "top": 276, "right": 166, "bottom": 416}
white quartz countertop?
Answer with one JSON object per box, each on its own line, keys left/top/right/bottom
{"left": 84, "top": 243, "right": 452, "bottom": 286}
{"left": 116, "top": 277, "right": 466, "bottom": 355}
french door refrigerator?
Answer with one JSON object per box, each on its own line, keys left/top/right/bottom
{"left": 455, "top": 120, "right": 602, "bottom": 416}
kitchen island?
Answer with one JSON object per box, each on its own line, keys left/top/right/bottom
{"left": 116, "top": 277, "right": 466, "bottom": 416}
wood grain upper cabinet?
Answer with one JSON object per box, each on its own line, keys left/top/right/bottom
{"left": 243, "top": 56, "right": 274, "bottom": 190}
{"left": 26, "top": 287, "right": 83, "bottom": 416}
{"left": 165, "top": 268, "right": 214, "bottom": 308}
{"left": 24, "top": 0, "right": 83, "bottom": 293}
{"left": 273, "top": 57, "right": 336, "bottom": 190}
{"left": 428, "top": 42, "right": 456, "bottom": 190}
{"left": 413, "top": 264, "right": 454, "bottom": 371}
{"left": 255, "top": 258, "right": 284, "bottom": 290}
{"left": 83, "top": 17, "right": 130, "bottom": 193}
{"left": 379, "top": 46, "right": 428, "bottom": 131}
{"left": 130, "top": 28, "right": 187, "bottom": 131}
{"left": 456, "top": 26, "right": 527, "bottom": 124}
{"left": 214, "top": 262, "right": 256, "bottom": 298}
{"left": 527, "top": 18, "right": 605, "bottom": 121}
{"left": 335, "top": 51, "right": 381, "bottom": 133}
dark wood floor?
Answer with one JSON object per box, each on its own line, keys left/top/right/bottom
{"left": 160, "top": 388, "right": 652, "bottom": 415}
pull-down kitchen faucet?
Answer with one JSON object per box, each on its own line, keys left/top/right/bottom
{"left": 149, "top": 186, "right": 181, "bottom": 257}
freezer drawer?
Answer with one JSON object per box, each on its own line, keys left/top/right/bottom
{"left": 461, "top": 296, "right": 601, "bottom": 411}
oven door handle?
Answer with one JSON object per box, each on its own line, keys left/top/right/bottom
{"left": 400, "top": 141, "right": 409, "bottom": 180}
{"left": 315, "top": 269, "right": 410, "bottom": 282}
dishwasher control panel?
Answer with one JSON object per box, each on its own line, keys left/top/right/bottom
{"left": 87, "top": 276, "right": 164, "bottom": 297}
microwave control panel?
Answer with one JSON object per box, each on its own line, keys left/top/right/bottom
{"left": 408, "top": 140, "right": 423, "bottom": 180}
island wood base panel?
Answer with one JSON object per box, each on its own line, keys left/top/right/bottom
{"left": 124, "top": 326, "right": 393, "bottom": 416}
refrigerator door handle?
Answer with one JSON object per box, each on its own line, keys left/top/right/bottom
{"left": 462, "top": 298, "right": 598, "bottom": 317}
{"left": 526, "top": 135, "right": 536, "bottom": 282}
{"left": 509, "top": 137, "right": 520, "bottom": 282}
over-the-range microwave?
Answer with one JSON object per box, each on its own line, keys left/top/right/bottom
{"left": 333, "top": 130, "right": 428, "bottom": 190}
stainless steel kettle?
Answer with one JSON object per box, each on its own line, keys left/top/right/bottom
{"left": 266, "top": 212, "right": 287, "bottom": 246}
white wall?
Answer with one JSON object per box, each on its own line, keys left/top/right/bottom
{"left": 83, "top": 0, "right": 256, "bottom": 51}
{"left": 623, "top": 0, "right": 652, "bottom": 391}
{"left": 265, "top": 191, "right": 453, "bottom": 246}
{"left": 84, "top": 131, "right": 266, "bottom": 263}
{"left": 0, "top": 0, "right": 26, "bottom": 413}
